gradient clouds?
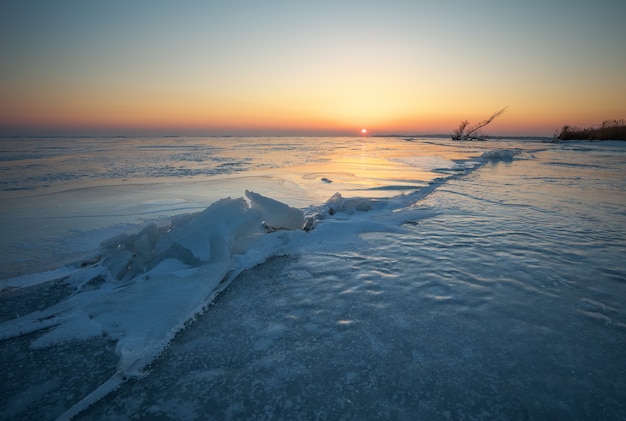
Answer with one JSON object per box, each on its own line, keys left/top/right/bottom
{"left": 1, "top": 1, "right": 625, "bottom": 136}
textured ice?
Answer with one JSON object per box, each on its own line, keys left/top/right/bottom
{"left": 0, "top": 191, "right": 309, "bottom": 419}
{"left": 480, "top": 148, "right": 520, "bottom": 161}
{"left": 245, "top": 190, "right": 305, "bottom": 230}
{"left": 324, "top": 192, "right": 382, "bottom": 214}
{"left": 2, "top": 139, "right": 625, "bottom": 420}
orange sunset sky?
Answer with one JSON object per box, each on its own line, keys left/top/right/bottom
{"left": 1, "top": 1, "right": 625, "bottom": 137}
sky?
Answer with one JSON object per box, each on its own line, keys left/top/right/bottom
{"left": 1, "top": 0, "right": 625, "bottom": 137}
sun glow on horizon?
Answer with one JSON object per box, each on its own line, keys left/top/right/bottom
{"left": 0, "top": 2, "right": 624, "bottom": 137}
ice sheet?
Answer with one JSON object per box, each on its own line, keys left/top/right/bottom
{"left": 4, "top": 138, "right": 624, "bottom": 419}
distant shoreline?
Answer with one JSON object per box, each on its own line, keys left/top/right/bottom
{"left": 1, "top": 134, "right": 552, "bottom": 140}
{"left": 556, "top": 120, "right": 626, "bottom": 141}
{"left": 373, "top": 134, "right": 553, "bottom": 141}
{"left": 4, "top": 134, "right": 623, "bottom": 141}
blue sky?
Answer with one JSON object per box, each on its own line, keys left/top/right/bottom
{"left": 1, "top": 1, "right": 625, "bottom": 136}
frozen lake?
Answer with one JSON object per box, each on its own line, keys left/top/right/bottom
{"left": 1, "top": 136, "right": 625, "bottom": 419}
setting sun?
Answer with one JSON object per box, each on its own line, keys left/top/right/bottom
{"left": 0, "top": 2, "right": 624, "bottom": 138}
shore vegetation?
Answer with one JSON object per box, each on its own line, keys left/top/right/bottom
{"left": 557, "top": 119, "right": 626, "bottom": 141}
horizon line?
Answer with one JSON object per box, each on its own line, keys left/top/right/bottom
{"left": 0, "top": 132, "right": 554, "bottom": 139}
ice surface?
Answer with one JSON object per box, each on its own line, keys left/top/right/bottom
{"left": 77, "top": 141, "right": 625, "bottom": 419}
{"left": 325, "top": 192, "right": 380, "bottom": 214}
{"left": 0, "top": 190, "right": 311, "bottom": 419}
{"left": 2, "top": 138, "right": 625, "bottom": 419}
{"left": 480, "top": 148, "right": 520, "bottom": 161}
{"left": 245, "top": 190, "right": 305, "bottom": 230}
